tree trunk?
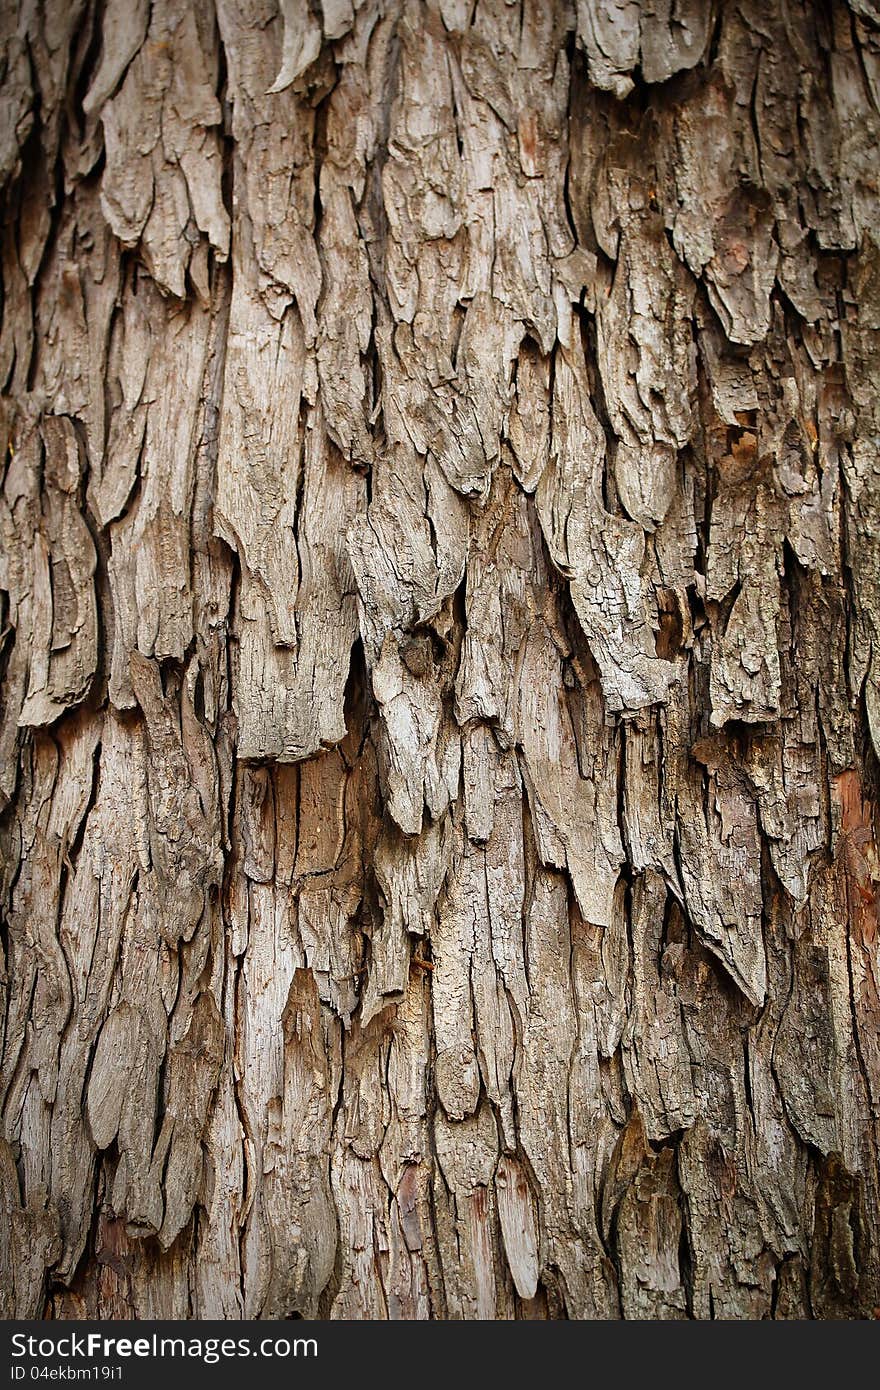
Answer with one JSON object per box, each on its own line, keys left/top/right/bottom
{"left": 1, "top": 0, "right": 880, "bottom": 1320}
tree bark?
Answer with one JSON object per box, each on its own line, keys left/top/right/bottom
{"left": 2, "top": 0, "right": 880, "bottom": 1320}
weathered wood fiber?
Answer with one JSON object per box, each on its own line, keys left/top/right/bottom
{"left": 1, "top": 0, "right": 880, "bottom": 1320}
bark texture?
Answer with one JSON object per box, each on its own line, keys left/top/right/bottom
{"left": 2, "top": 0, "right": 880, "bottom": 1320}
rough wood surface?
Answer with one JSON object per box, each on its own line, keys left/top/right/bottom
{"left": 1, "top": 0, "right": 880, "bottom": 1320}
